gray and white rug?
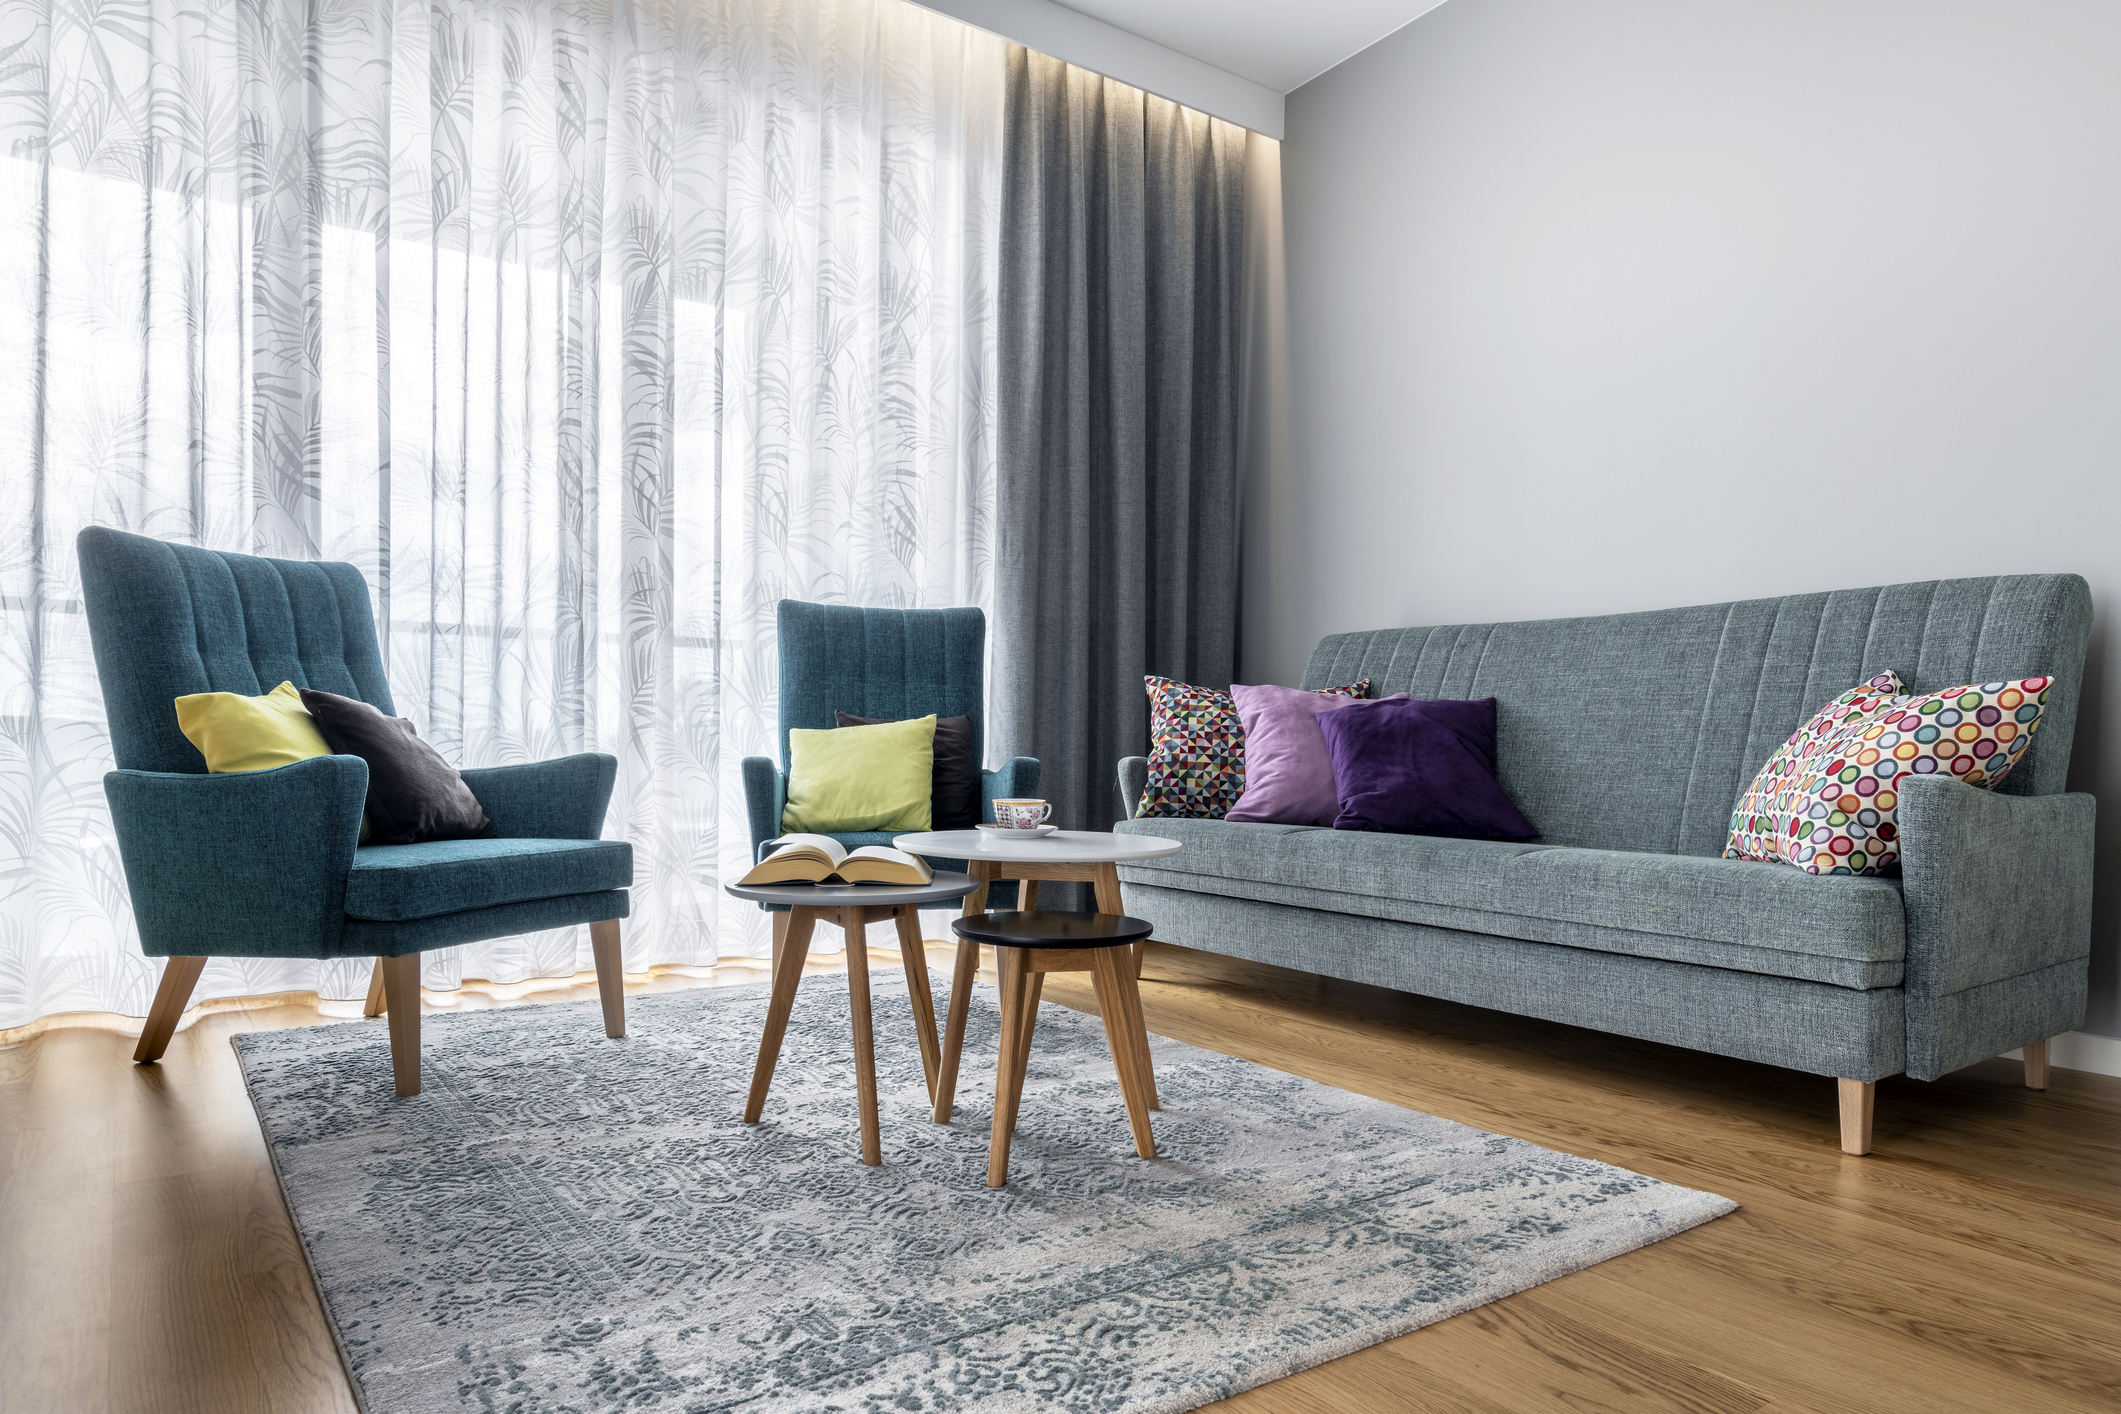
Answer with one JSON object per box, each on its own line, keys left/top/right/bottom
{"left": 234, "top": 975, "right": 1734, "bottom": 1414}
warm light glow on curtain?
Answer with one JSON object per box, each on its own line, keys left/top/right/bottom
{"left": 0, "top": 0, "right": 1002, "bottom": 1027}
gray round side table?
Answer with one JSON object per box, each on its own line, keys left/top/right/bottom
{"left": 724, "top": 872, "right": 979, "bottom": 1166}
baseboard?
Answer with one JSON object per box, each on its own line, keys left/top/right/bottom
{"left": 2004, "top": 1030, "right": 2121, "bottom": 1079}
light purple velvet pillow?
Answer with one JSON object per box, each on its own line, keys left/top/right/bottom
{"left": 1224, "top": 684, "right": 1408, "bottom": 826}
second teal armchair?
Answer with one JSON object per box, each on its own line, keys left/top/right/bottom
{"left": 740, "top": 600, "right": 1039, "bottom": 923}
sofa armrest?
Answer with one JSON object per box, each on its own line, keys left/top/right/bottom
{"left": 1897, "top": 773, "right": 2094, "bottom": 1079}
{"left": 981, "top": 758, "right": 1041, "bottom": 823}
{"left": 459, "top": 753, "right": 617, "bottom": 839}
{"left": 742, "top": 756, "right": 785, "bottom": 862}
{"left": 1118, "top": 756, "right": 1148, "bottom": 822}
{"left": 103, "top": 757, "right": 368, "bottom": 960}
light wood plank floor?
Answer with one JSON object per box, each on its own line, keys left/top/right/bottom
{"left": 3, "top": 942, "right": 2116, "bottom": 1414}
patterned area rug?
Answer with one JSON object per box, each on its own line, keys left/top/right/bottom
{"left": 234, "top": 976, "right": 1735, "bottom": 1414}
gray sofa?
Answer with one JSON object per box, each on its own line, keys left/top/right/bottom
{"left": 1114, "top": 576, "right": 2096, "bottom": 1154}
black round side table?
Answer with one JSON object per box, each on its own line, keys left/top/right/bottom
{"left": 948, "top": 909, "right": 1157, "bottom": 1187}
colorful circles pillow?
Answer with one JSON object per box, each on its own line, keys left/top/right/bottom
{"left": 1134, "top": 676, "right": 1368, "bottom": 819}
{"left": 1726, "top": 672, "right": 2051, "bottom": 875}
{"left": 1725, "top": 672, "right": 1904, "bottom": 869}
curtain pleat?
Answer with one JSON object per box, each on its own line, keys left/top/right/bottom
{"left": 993, "top": 45, "right": 1244, "bottom": 893}
{"left": 0, "top": 0, "right": 1001, "bottom": 1029}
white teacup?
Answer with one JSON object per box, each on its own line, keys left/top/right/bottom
{"left": 993, "top": 798, "right": 1052, "bottom": 830}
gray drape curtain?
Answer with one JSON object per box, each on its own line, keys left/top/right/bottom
{"left": 993, "top": 45, "right": 1247, "bottom": 871}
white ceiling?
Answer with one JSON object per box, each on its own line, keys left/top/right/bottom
{"left": 1048, "top": 0, "right": 1452, "bottom": 92}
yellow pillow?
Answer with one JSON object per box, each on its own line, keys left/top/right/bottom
{"left": 174, "top": 680, "right": 368, "bottom": 840}
{"left": 176, "top": 680, "right": 333, "bottom": 772}
{"left": 782, "top": 715, "right": 936, "bottom": 833}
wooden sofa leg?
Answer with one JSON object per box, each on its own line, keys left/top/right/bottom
{"left": 134, "top": 956, "right": 207, "bottom": 1064}
{"left": 380, "top": 954, "right": 422, "bottom": 1097}
{"left": 590, "top": 919, "right": 626, "bottom": 1039}
{"left": 1838, "top": 1078, "right": 1875, "bottom": 1156}
{"left": 363, "top": 963, "right": 388, "bottom": 1018}
{"left": 2024, "top": 1038, "right": 2051, "bottom": 1091}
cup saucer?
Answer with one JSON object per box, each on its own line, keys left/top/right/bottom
{"left": 977, "top": 823, "right": 1057, "bottom": 837}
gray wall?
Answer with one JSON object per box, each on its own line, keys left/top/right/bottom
{"left": 1259, "top": 0, "right": 2121, "bottom": 1038}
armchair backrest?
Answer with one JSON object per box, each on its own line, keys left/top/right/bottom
{"left": 775, "top": 601, "right": 986, "bottom": 772}
{"left": 77, "top": 527, "right": 394, "bottom": 774}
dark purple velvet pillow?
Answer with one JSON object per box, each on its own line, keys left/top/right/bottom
{"left": 1316, "top": 697, "right": 1538, "bottom": 841}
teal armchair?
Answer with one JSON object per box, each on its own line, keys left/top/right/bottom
{"left": 78, "top": 527, "right": 632, "bottom": 1096}
{"left": 740, "top": 600, "right": 1039, "bottom": 926}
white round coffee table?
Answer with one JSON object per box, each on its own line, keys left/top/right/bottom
{"left": 892, "top": 829, "right": 1181, "bottom": 1124}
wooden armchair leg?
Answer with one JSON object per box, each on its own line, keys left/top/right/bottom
{"left": 380, "top": 954, "right": 422, "bottom": 1097}
{"left": 1838, "top": 1077, "right": 1875, "bottom": 1156}
{"left": 362, "top": 963, "right": 388, "bottom": 1018}
{"left": 134, "top": 956, "right": 207, "bottom": 1064}
{"left": 590, "top": 919, "right": 626, "bottom": 1039}
{"left": 2024, "top": 1038, "right": 2051, "bottom": 1091}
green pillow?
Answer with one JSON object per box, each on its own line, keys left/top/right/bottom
{"left": 782, "top": 715, "right": 936, "bottom": 833}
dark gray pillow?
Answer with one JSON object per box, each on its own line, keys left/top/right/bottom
{"left": 835, "top": 711, "right": 978, "bottom": 830}
{"left": 299, "top": 689, "right": 495, "bottom": 845}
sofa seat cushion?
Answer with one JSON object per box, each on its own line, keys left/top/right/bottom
{"left": 1112, "top": 819, "right": 1905, "bottom": 989}
{"left": 346, "top": 838, "right": 634, "bottom": 921}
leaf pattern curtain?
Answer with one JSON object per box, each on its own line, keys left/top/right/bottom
{"left": 0, "top": 0, "right": 1002, "bottom": 1029}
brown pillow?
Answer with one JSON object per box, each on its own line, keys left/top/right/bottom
{"left": 298, "top": 689, "right": 495, "bottom": 845}
{"left": 835, "top": 711, "right": 979, "bottom": 830}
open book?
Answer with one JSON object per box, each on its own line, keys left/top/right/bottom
{"left": 738, "top": 833, "right": 936, "bottom": 887}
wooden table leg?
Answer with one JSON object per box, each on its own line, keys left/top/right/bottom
{"left": 934, "top": 862, "right": 994, "bottom": 1124}
{"left": 1020, "top": 879, "right": 1039, "bottom": 911}
{"left": 744, "top": 908, "right": 814, "bottom": 1123}
{"left": 1091, "top": 862, "right": 1142, "bottom": 979}
{"left": 988, "top": 945, "right": 1033, "bottom": 1187}
{"left": 844, "top": 907, "right": 882, "bottom": 1167}
{"left": 1090, "top": 947, "right": 1157, "bottom": 1159}
{"left": 1092, "top": 861, "right": 1158, "bottom": 1109}
{"left": 894, "top": 906, "right": 942, "bottom": 1102}
{"left": 1005, "top": 970, "right": 1045, "bottom": 1137}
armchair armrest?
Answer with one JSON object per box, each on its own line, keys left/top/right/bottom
{"left": 1118, "top": 756, "right": 1148, "bottom": 822}
{"left": 742, "top": 756, "right": 786, "bottom": 862}
{"left": 104, "top": 756, "right": 368, "bottom": 961}
{"left": 459, "top": 753, "right": 617, "bottom": 839}
{"left": 1897, "top": 774, "right": 2094, "bottom": 1079}
{"left": 981, "top": 758, "right": 1042, "bottom": 824}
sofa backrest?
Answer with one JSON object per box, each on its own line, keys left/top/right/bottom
{"left": 1301, "top": 576, "right": 2092, "bottom": 858}
{"left": 77, "top": 526, "right": 395, "bottom": 775}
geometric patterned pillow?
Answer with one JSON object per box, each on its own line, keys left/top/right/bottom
{"left": 1726, "top": 671, "right": 2051, "bottom": 876}
{"left": 1724, "top": 671, "right": 1903, "bottom": 868}
{"left": 1134, "top": 676, "right": 1369, "bottom": 820}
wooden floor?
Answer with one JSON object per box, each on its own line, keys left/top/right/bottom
{"left": 3, "top": 942, "right": 2117, "bottom": 1414}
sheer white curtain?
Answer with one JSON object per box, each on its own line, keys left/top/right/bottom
{"left": 0, "top": 0, "right": 1002, "bottom": 1029}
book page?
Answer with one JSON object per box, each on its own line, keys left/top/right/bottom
{"left": 842, "top": 846, "right": 923, "bottom": 869}
{"left": 768, "top": 833, "right": 848, "bottom": 866}
{"left": 839, "top": 846, "right": 934, "bottom": 883}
